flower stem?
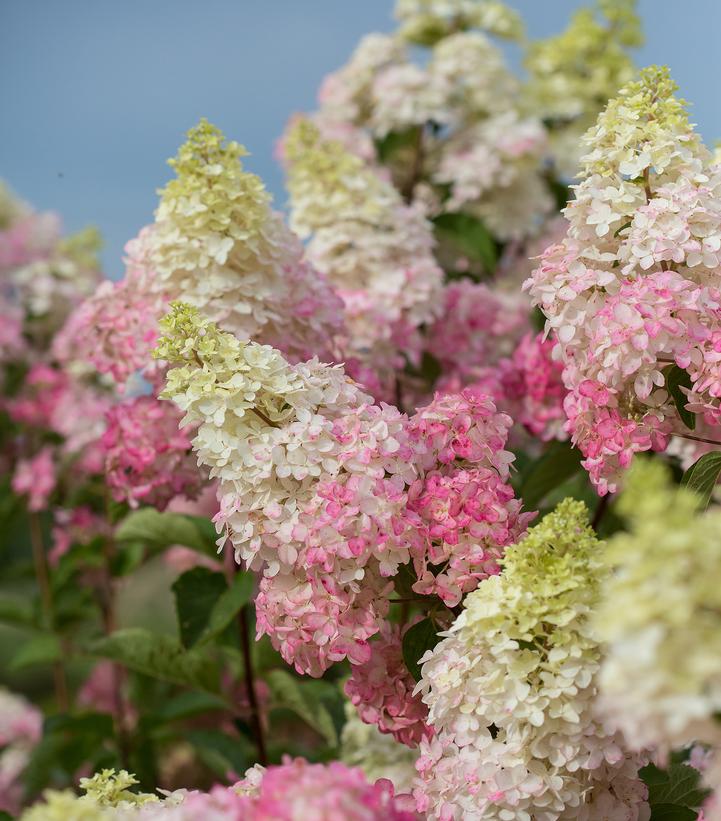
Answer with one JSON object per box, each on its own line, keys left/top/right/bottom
{"left": 29, "top": 512, "right": 69, "bottom": 711}
{"left": 674, "top": 432, "right": 721, "bottom": 447}
{"left": 99, "top": 525, "right": 132, "bottom": 769}
{"left": 224, "top": 547, "right": 267, "bottom": 765}
{"left": 238, "top": 603, "right": 268, "bottom": 765}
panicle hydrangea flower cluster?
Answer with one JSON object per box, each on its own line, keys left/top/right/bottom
{"left": 283, "top": 118, "right": 444, "bottom": 397}
{"left": 425, "top": 282, "right": 566, "bottom": 442}
{"left": 49, "top": 506, "right": 110, "bottom": 566}
{"left": 490, "top": 332, "right": 568, "bottom": 442}
{"left": 156, "top": 304, "right": 525, "bottom": 680}
{"left": 414, "top": 499, "right": 649, "bottom": 821}
{"left": 52, "top": 226, "right": 166, "bottom": 389}
{"left": 0, "top": 689, "right": 42, "bottom": 816}
{"left": 235, "top": 757, "right": 419, "bottom": 820}
{"left": 0, "top": 182, "right": 102, "bottom": 342}
{"left": 345, "top": 621, "right": 432, "bottom": 747}
{"left": 5, "top": 363, "right": 110, "bottom": 456}
{"left": 523, "top": 0, "right": 641, "bottom": 178}
{"left": 101, "top": 396, "right": 204, "bottom": 511}
{"left": 11, "top": 446, "right": 56, "bottom": 512}
{"left": 156, "top": 302, "right": 414, "bottom": 675}
{"left": 20, "top": 762, "right": 418, "bottom": 821}
{"left": 56, "top": 120, "right": 344, "bottom": 391}
{"left": 149, "top": 119, "right": 344, "bottom": 364}
{"left": 404, "top": 388, "right": 533, "bottom": 606}
{"left": 340, "top": 702, "right": 420, "bottom": 794}
{"left": 526, "top": 65, "right": 721, "bottom": 493}
{"left": 427, "top": 281, "right": 528, "bottom": 391}
{"left": 310, "top": 14, "right": 552, "bottom": 245}
{"left": 595, "top": 459, "right": 721, "bottom": 753}
{"left": 394, "top": 0, "right": 524, "bottom": 45}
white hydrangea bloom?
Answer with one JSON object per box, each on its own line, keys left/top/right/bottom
{"left": 414, "top": 500, "right": 649, "bottom": 820}
{"left": 596, "top": 460, "right": 721, "bottom": 753}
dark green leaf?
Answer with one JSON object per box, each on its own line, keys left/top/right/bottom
{"left": 23, "top": 713, "right": 115, "bottom": 796}
{"left": 0, "top": 592, "right": 36, "bottom": 627}
{"left": 681, "top": 451, "right": 721, "bottom": 510}
{"left": 116, "top": 509, "right": 217, "bottom": 556}
{"left": 186, "top": 729, "right": 252, "bottom": 778}
{"left": 202, "top": 572, "right": 254, "bottom": 644}
{"left": 433, "top": 212, "right": 497, "bottom": 273}
{"left": 89, "top": 628, "right": 221, "bottom": 694}
{"left": 155, "top": 691, "right": 228, "bottom": 723}
{"left": 393, "top": 563, "right": 418, "bottom": 600}
{"left": 650, "top": 805, "right": 696, "bottom": 821}
{"left": 418, "top": 351, "right": 442, "bottom": 387}
{"left": 664, "top": 365, "right": 695, "bottom": 430}
{"left": 375, "top": 126, "right": 420, "bottom": 163}
{"left": 642, "top": 762, "right": 710, "bottom": 811}
{"left": 267, "top": 668, "right": 338, "bottom": 747}
{"left": 172, "top": 568, "right": 227, "bottom": 648}
{"left": 10, "top": 633, "right": 61, "bottom": 671}
{"left": 402, "top": 617, "right": 440, "bottom": 682}
{"left": 518, "top": 440, "right": 583, "bottom": 510}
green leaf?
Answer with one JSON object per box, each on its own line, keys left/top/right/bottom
{"left": 172, "top": 568, "right": 227, "bottom": 648}
{"left": 681, "top": 451, "right": 721, "bottom": 510}
{"left": 375, "top": 126, "right": 420, "bottom": 163}
{"left": 23, "top": 713, "right": 115, "bottom": 795}
{"left": 267, "top": 668, "right": 338, "bottom": 747}
{"left": 642, "top": 762, "right": 710, "bottom": 812}
{"left": 402, "top": 617, "right": 440, "bottom": 682}
{"left": 0, "top": 811, "right": 12, "bottom": 820}
{"left": 9, "top": 633, "right": 61, "bottom": 671}
{"left": 0, "top": 592, "right": 36, "bottom": 627}
{"left": 518, "top": 440, "right": 583, "bottom": 510}
{"left": 89, "top": 628, "right": 221, "bottom": 694}
{"left": 155, "top": 691, "right": 228, "bottom": 723}
{"left": 202, "top": 572, "right": 254, "bottom": 643}
{"left": 664, "top": 365, "right": 695, "bottom": 430}
{"left": 650, "top": 806, "right": 697, "bottom": 821}
{"left": 116, "top": 509, "right": 217, "bottom": 556}
{"left": 432, "top": 212, "right": 498, "bottom": 273}
{"left": 185, "top": 729, "right": 252, "bottom": 778}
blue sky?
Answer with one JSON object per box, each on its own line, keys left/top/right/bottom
{"left": 2, "top": 0, "right": 720, "bottom": 276}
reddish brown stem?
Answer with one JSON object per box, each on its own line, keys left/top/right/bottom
{"left": 238, "top": 604, "right": 268, "bottom": 765}
{"left": 674, "top": 432, "right": 721, "bottom": 447}
{"left": 224, "top": 548, "right": 267, "bottom": 765}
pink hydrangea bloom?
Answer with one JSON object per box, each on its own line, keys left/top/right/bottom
{"left": 11, "top": 447, "right": 56, "bottom": 511}
{"left": 0, "top": 689, "right": 42, "bottom": 817}
{"left": 53, "top": 228, "right": 165, "bottom": 389}
{"left": 235, "top": 757, "right": 418, "bottom": 820}
{"left": 49, "top": 506, "right": 109, "bottom": 566}
{"left": 345, "top": 622, "right": 431, "bottom": 748}
{"left": 493, "top": 332, "right": 567, "bottom": 441}
{"left": 428, "top": 281, "right": 529, "bottom": 392}
{"left": 0, "top": 210, "right": 59, "bottom": 275}
{"left": 404, "top": 389, "right": 533, "bottom": 605}
{"left": 101, "top": 396, "right": 203, "bottom": 510}
{"left": 5, "top": 363, "right": 110, "bottom": 460}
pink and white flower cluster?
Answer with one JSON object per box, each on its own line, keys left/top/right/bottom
{"left": 101, "top": 396, "right": 203, "bottom": 511}
{"left": 0, "top": 689, "right": 42, "bottom": 817}
{"left": 21, "top": 760, "right": 418, "bottom": 820}
{"left": 526, "top": 66, "right": 721, "bottom": 493}
{"left": 345, "top": 622, "right": 431, "bottom": 747}
{"left": 157, "top": 306, "right": 528, "bottom": 691}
